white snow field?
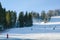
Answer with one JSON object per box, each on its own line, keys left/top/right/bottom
{"left": 33, "top": 22, "right": 60, "bottom": 25}
{"left": 0, "top": 23, "right": 60, "bottom": 40}
{"left": 0, "top": 16, "right": 60, "bottom": 40}
{"left": 0, "top": 33, "right": 60, "bottom": 40}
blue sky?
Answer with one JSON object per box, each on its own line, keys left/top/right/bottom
{"left": 0, "top": 0, "right": 60, "bottom": 15}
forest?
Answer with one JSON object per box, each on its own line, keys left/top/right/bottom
{"left": 0, "top": 2, "right": 60, "bottom": 30}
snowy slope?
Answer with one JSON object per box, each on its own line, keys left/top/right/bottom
{"left": 1, "top": 24, "right": 60, "bottom": 39}
{"left": 33, "top": 16, "right": 60, "bottom": 23}
{"left": 1, "top": 33, "right": 60, "bottom": 39}
{"left": 0, "top": 16, "right": 60, "bottom": 39}
{"left": 33, "top": 22, "right": 60, "bottom": 25}
{"left": 2, "top": 24, "right": 60, "bottom": 34}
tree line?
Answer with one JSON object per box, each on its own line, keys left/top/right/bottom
{"left": 0, "top": 2, "right": 33, "bottom": 29}
{"left": 31, "top": 10, "right": 60, "bottom": 23}
{"left": 0, "top": 2, "right": 17, "bottom": 29}
{"left": 0, "top": 2, "right": 60, "bottom": 30}
{"left": 18, "top": 11, "right": 33, "bottom": 27}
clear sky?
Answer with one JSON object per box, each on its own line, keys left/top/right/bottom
{"left": 0, "top": 0, "right": 60, "bottom": 16}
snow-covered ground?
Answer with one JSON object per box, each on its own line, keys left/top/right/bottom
{"left": 33, "top": 16, "right": 60, "bottom": 23}
{"left": 1, "top": 23, "right": 60, "bottom": 34}
{"left": 33, "top": 16, "right": 60, "bottom": 25}
{"left": 0, "top": 16, "right": 60, "bottom": 40}
{"left": 33, "top": 22, "right": 60, "bottom": 25}
{"left": 51, "top": 16, "right": 60, "bottom": 18}
{"left": 0, "top": 23, "right": 60, "bottom": 40}
{"left": 0, "top": 33, "right": 60, "bottom": 40}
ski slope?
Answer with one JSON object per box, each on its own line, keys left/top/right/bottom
{"left": 0, "top": 33, "right": 60, "bottom": 40}
{"left": 33, "top": 22, "right": 60, "bottom": 25}
{"left": 0, "top": 16, "right": 60, "bottom": 40}
{"left": 0, "top": 22, "right": 60, "bottom": 40}
{"left": 33, "top": 16, "right": 60, "bottom": 25}
{"left": 1, "top": 22, "right": 60, "bottom": 34}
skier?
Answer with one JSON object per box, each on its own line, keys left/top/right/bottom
{"left": 7, "top": 34, "right": 9, "bottom": 39}
{"left": 53, "top": 26, "right": 56, "bottom": 30}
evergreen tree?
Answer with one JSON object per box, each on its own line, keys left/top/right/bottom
{"left": 10, "top": 11, "right": 17, "bottom": 27}
{"left": 41, "top": 11, "right": 46, "bottom": 21}
{"left": 24, "top": 11, "right": 28, "bottom": 26}
{"left": 13, "top": 11, "right": 17, "bottom": 26}
{"left": 24, "top": 12, "right": 33, "bottom": 27}
{"left": 2, "top": 8, "right": 6, "bottom": 26}
{"left": 5, "top": 10, "right": 11, "bottom": 28}
{"left": 18, "top": 11, "right": 24, "bottom": 27}
{"left": 0, "top": 2, "right": 4, "bottom": 24}
{"left": 40, "top": 11, "right": 48, "bottom": 23}
{"left": 0, "top": 2, "right": 7, "bottom": 29}
{"left": 28, "top": 13, "right": 33, "bottom": 26}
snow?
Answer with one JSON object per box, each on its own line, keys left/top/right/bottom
{"left": 0, "top": 23, "right": 60, "bottom": 39}
{"left": 33, "top": 16, "right": 60, "bottom": 25}
{"left": 0, "top": 16, "right": 60, "bottom": 39}
{"left": 1, "top": 27, "right": 60, "bottom": 34}
{"left": 50, "top": 16, "right": 60, "bottom": 22}
{"left": 33, "top": 22, "right": 60, "bottom": 25}
{"left": 0, "top": 33, "right": 60, "bottom": 40}
{"left": 51, "top": 16, "right": 60, "bottom": 18}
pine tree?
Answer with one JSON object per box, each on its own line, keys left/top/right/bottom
{"left": 5, "top": 10, "right": 11, "bottom": 28}
{"left": 0, "top": 2, "right": 4, "bottom": 24}
{"left": 18, "top": 11, "right": 24, "bottom": 27}
{"left": 28, "top": 13, "right": 33, "bottom": 26}
{"left": 24, "top": 11, "right": 28, "bottom": 26}
{"left": 24, "top": 12, "right": 33, "bottom": 26}
{"left": 13, "top": 11, "right": 17, "bottom": 27}
{"left": 10, "top": 11, "right": 17, "bottom": 27}
{"left": 41, "top": 11, "right": 46, "bottom": 22}
{"left": 3, "top": 8, "right": 6, "bottom": 26}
